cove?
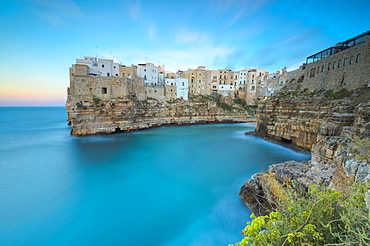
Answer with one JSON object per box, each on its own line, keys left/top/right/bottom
{"left": 0, "top": 107, "right": 310, "bottom": 246}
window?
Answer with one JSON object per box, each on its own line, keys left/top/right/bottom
{"left": 350, "top": 56, "right": 354, "bottom": 64}
{"left": 115, "top": 74, "right": 118, "bottom": 76}
{"left": 191, "top": 78, "right": 194, "bottom": 83}
{"left": 333, "top": 62, "right": 336, "bottom": 69}
{"left": 321, "top": 65, "right": 324, "bottom": 72}
{"left": 144, "top": 75, "right": 147, "bottom": 79}
{"left": 338, "top": 60, "right": 342, "bottom": 67}
{"left": 343, "top": 58, "right": 348, "bottom": 66}
{"left": 252, "top": 75, "right": 254, "bottom": 78}
{"left": 102, "top": 87, "right": 107, "bottom": 94}
{"left": 317, "top": 67, "right": 320, "bottom": 73}
{"left": 356, "top": 53, "right": 361, "bottom": 63}
{"left": 251, "top": 86, "right": 255, "bottom": 90}
{"left": 252, "top": 80, "right": 254, "bottom": 83}
{"left": 107, "top": 73, "right": 110, "bottom": 76}
{"left": 310, "top": 68, "right": 316, "bottom": 78}
{"left": 122, "top": 73, "right": 125, "bottom": 77}
{"left": 224, "top": 75, "right": 226, "bottom": 79}
{"left": 114, "top": 66, "right": 116, "bottom": 69}
{"left": 182, "top": 82, "right": 184, "bottom": 86}
{"left": 102, "top": 64, "right": 105, "bottom": 68}
{"left": 328, "top": 63, "right": 331, "bottom": 70}
{"left": 144, "top": 69, "right": 146, "bottom": 72}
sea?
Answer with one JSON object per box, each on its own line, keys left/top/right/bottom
{"left": 0, "top": 107, "right": 310, "bottom": 246}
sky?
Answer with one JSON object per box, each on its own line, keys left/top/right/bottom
{"left": 0, "top": 0, "right": 369, "bottom": 106}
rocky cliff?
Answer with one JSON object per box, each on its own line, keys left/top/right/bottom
{"left": 240, "top": 87, "right": 370, "bottom": 216}
{"left": 66, "top": 96, "right": 255, "bottom": 136}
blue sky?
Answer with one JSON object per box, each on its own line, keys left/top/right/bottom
{"left": 0, "top": 0, "right": 369, "bottom": 106}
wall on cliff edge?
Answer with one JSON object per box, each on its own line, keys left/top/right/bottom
{"left": 240, "top": 86, "right": 370, "bottom": 216}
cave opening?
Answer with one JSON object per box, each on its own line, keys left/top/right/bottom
{"left": 281, "top": 137, "right": 292, "bottom": 144}
{"left": 113, "top": 127, "right": 125, "bottom": 133}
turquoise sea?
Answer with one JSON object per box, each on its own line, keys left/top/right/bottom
{"left": 0, "top": 107, "right": 310, "bottom": 245}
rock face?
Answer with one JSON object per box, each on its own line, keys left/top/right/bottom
{"left": 66, "top": 98, "right": 254, "bottom": 136}
{"left": 240, "top": 87, "right": 370, "bottom": 215}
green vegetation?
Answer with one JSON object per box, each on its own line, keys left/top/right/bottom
{"left": 167, "top": 98, "right": 182, "bottom": 104}
{"left": 147, "top": 97, "right": 158, "bottom": 101}
{"left": 141, "top": 100, "right": 150, "bottom": 105}
{"left": 189, "top": 95, "right": 214, "bottom": 103}
{"left": 219, "top": 102, "right": 233, "bottom": 111}
{"left": 231, "top": 179, "right": 370, "bottom": 246}
{"left": 234, "top": 97, "right": 247, "bottom": 107}
{"left": 245, "top": 105, "right": 258, "bottom": 116}
{"left": 327, "top": 88, "right": 351, "bottom": 99}
{"left": 92, "top": 97, "right": 100, "bottom": 104}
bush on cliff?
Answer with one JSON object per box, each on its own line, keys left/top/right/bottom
{"left": 93, "top": 97, "right": 100, "bottom": 104}
{"left": 231, "top": 180, "right": 370, "bottom": 246}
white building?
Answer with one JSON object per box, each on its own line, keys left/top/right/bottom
{"left": 165, "top": 77, "right": 189, "bottom": 100}
{"left": 217, "top": 84, "right": 234, "bottom": 97}
{"left": 239, "top": 70, "right": 248, "bottom": 85}
{"left": 75, "top": 56, "right": 120, "bottom": 77}
{"left": 137, "top": 63, "right": 159, "bottom": 86}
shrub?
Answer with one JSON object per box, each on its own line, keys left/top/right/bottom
{"left": 327, "top": 88, "right": 351, "bottom": 99}
{"left": 93, "top": 97, "right": 100, "bottom": 104}
{"left": 234, "top": 97, "right": 247, "bottom": 107}
{"left": 219, "top": 102, "right": 233, "bottom": 111}
{"left": 231, "top": 181, "right": 370, "bottom": 246}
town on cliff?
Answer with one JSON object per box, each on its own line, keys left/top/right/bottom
{"left": 66, "top": 30, "right": 369, "bottom": 136}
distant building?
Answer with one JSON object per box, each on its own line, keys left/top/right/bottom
{"left": 76, "top": 56, "right": 120, "bottom": 77}
{"left": 137, "top": 63, "right": 159, "bottom": 86}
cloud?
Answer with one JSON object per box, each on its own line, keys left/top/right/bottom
{"left": 128, "top": 0, "right": 141, "bottom": 21}
{"left": 26, "top": 0, "right": 83, "bottom": 26}
{"left": 175, "top": 30, "right": 210, "bottom": 44}
{"left": 147, "top": 25, "right": 157, "bottom": 41}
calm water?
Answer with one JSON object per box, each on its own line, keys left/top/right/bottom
{"left": 0, "top": 107, "right": 310, "bottom": 246}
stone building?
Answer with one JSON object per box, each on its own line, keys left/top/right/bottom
{"left": 188, "top": 66, "right": 212, "bottom": 95}
{"left": 301, "top": 31, "right": 370, "bottom": 91}
{"left": 68, "top": 63, "right": 145, "bottom": 106}
{"left": 76, "top": 56, "right": 120, "bottom": 77}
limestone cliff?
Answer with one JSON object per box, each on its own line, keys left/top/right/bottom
{"left": 66, "top": 96, "right": 255, "bottom": 136}
{"left": 240, "top": 87, "right": 370, "bottom": 216}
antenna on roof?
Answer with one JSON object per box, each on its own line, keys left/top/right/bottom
{"left": 96, "top": 46, "right": 98, "bottom": 58}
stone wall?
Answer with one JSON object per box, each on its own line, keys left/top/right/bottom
{"left": 300, "top": 36, "right": 370, "bottom": 91}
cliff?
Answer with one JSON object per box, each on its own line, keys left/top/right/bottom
{"left": 240, "top": 87, "right": 370, "bottom": 216}
{"left": 66, "top": 96, "right": 255, "bottom": 136}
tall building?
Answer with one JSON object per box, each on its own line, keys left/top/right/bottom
{"left": 137, "top": 63, "right": 159, "bottom": 86}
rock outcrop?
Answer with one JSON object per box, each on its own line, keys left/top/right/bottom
{"left": 66, "top": 97, "right": 255, "bottom": 136}
{"left": 240, "top": 87, "right": 370, "bottom": 215}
